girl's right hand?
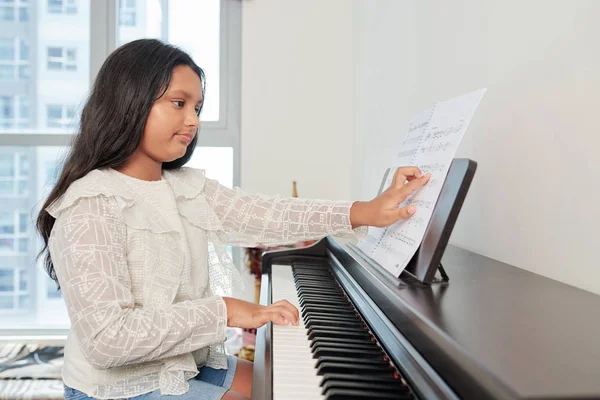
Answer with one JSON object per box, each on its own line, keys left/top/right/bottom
{"left": 222, "top": 297, "right": 300, "bottom": 329}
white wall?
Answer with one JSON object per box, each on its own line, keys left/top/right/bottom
{"left": 241, "top": 0, "right": 354, "bottom": 200}
{"left": 353, "top": 0, "right": 600, "bottom": 294}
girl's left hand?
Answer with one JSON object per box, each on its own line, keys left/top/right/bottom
{"left": 351, "top": 166, "right": 431, "bottom": 228}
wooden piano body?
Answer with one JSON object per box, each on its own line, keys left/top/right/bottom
{"left": 252, "top": 237, "right": 600, "bottom": 400}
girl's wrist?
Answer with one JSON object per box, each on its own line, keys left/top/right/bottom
{"left": 350, "top": 201, "right": 370, "bottom": 229}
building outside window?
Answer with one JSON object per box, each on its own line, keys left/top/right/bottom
{"left": 47, "top": 0, "right": 77, "bottom": 14}
{"left": 47, "top": 47, "right": 77, "bottom": 71}
{"left": 0, "top": 0, "right": 240, "bottom": 333}
{"left": 0, "top": 0, "right": 29, "bottom": 22}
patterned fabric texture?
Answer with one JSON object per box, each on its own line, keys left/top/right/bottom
{"left": 0, "top": 344, "right": 64, "bottom": 400}
{"left": 45, "top": 167, "right": 365, "bottom": 399}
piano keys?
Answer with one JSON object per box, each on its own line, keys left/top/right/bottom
{"left": 272, "top": 264, "right": 413, "bottom": 400}
{"left": 251, "top": 237, "right": 600, "bottom": 399}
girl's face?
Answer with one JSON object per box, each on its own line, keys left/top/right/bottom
{"left": 138, "top": 65, "right": 202, "bottom": 164}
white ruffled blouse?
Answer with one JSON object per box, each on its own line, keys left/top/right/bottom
{"left": 46, "top": 167, "right": 365, "bottom": 399}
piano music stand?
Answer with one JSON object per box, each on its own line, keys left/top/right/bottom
{"left": 377, "top": 158, "right": 477, "bottom": 285}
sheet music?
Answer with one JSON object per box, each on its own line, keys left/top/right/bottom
{"left": 358, "top": 88, "right": 487, "bottom": 276}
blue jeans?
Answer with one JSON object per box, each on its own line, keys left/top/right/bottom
{"left": 64, "top": 355, "right": 238, "bottom": 400}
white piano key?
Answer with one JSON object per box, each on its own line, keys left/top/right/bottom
{"left": 272, "top": 265, "right": 324, "bottom": 400}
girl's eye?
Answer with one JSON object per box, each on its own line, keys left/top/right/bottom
{"left": 172, "top": 100, "right": 184, "bottom": 108}
{"left": 195, "top": 107, "right": 201, "bottom": 116}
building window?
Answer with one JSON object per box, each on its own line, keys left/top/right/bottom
{"left": 0, "top": 96, "right": 29, "bottom": 130}
{"left": 0, "top": 268, "right": 30, "bottom": 310}
{"left": 0, "top": 210, "right": 29, "bottom": 254}
{"left": 0, "top": 151, "right": 29, "bottom": 197}
{"left": 47, "top": 104, "right": 76, "bottom": 128}
{"left": 0, "top": 0, "right": 29, "bottom": 22}
{"left": 0, "top": 0, "right": 240, "bottom": 330}
{"left": 0, "top": 37, "right": 30, "bottom": 80}
{"left": 118, "top": 0, "right": 136, "bottom": 27}
{"left": 47, "top": 46, "right": 77, "bottom": 71}
{"left": 47, "top": 0, "right": 76, "bottom": 14}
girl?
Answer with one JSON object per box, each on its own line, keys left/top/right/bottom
{"left": 36, "top": 39, "right": 430, "bottom": 400}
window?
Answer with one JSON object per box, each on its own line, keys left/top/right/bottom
{"left": 0, "top": 0, "right": 28, "bottom": 22}
{"left": 0, "top": 37, "right": 29, "bottom": 80}
{"left": 0, "top": 150, "right": 29, "bottom": 196}
{"left": 118, "top": 0, "right": 135, "bottom": 27}
{"left": 47, "top": 47, "right": 77, "bottom": 71}
{"left": 0, "top": 211, "right": 29, "bottom": 254}
{"left": 47, "top": 0, "right": 76, "bottom": 14}
{"left": 0, "top": 0, "right": 241, "bottom": 333}
{"left": 0, "top": 268, "right": 30, "bottom": 309}
{"left": 46, "top": 104, "right": 76, "bottom": 128}
{"left": 0, "top": 96, "right": 29, "bottom": 129}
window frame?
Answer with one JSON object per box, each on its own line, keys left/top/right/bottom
{"left": 46, "top": 46, "right": 77, "bottom": 71}
{"left": 0, "top": 0, "right": 29, "bottom": 22}
{"left": 46, "top": 104, "right": 76, "bottom": 128}
{"left": 117, "top": 0, "right": 136, "bottom": 27}
{"left": 0, "top": 0, "right": 241, "bottom": 179}
{"left": 47, "top": 0, "right": 77, "bottom": 15}
{"left": 0, "top": 0, "right": 241, "bottom": 337}
{"left": 0, "top": 37, "right": 29, "bottom": 81}
{"left": 0, "top": 95, "right": 28, "bottom": 131}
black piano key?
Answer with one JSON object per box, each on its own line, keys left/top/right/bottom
{"left": 293, "top": 274, "right": 332, "bottom": 280}
{"left": 300, "top": 297, "right": 348, "bottom": 305}
{"left": 294, "top": 276, "right": 334, "bottom": 281}
{"left": 299, "top": 293, "right": 343, "bottom": 301}
{"left": 301, "top": 299, "right": 348, "bottom": 307}
{"left": 324, "top": 388, "right": 407, "bottom": 400}
{"left": 312, "top": 346, "right": 382, "bottom": 359}
{"left": 322, "top": 380, "right": 412, "bottom": 398}
{"left": 308, "top": 328, "right": 371, "bottom": 341}
{"left": 296, "top": 282, "right": 340, "bottom": 289}
{"left": 316, "top": 361, "right": 394, "bottom": 376}
{"left": 322, "top": 376, "right": 412, "bottom": 396}
{"left": 308, "top": 327, "right": 371, "bottom": 339}
{"left": 315, "top": 356, "right": 391, "bottom": 369}
{"left": 321, "top": 373, "right": 405, "bottom": 387}
{"left": 293, "top": 271, "right": 331, "bottom": 277}
{"left": 310, "top": 338, "right": 385, "bottom": 348}
{"left": 293, "top": 266, "right": 331, "bottom": 271}
{"left": 299, "top": 294, "right": 349, "bottom": 302}
{"left": 303, "top": 317, "right": 363, "bottom": 328}
{"left": 302, "top": 308, "right": 356, "bottom": 318}
{"left": 305, "top": 318, "right": 364, "bottom": 329}
{"left": 297, "top": 284, "right": 340, "bottom": 290}
{"left": 311, "top": 337, "right": 378, "bottom": 350}
{"left": 295, "top": 277, "right": 333, "bottom": 282}
{"left": 300, "top": 297, "right": 351, "bottom": 305}
{"left": 299, "top": 289, "right": 342, "bottom": 296}
{"left": 304, "top": 312, "right": 361, "bottom": 322}
{"left": 301, "top": 304, "right": 355, "bottom": 313}
{"left": 296, "top": 281, "right": 338, "bottom": 288}
{"left": 292, "top": 263, "right": 327, "bottom": 268}
{"left": 292, "top": 264, "right": 328, "bottom": 269}
{"left": 310, "top": 342, "right": 386, "bottom": 354}
{"left": 302, "top": 309, "right": 356, "bottom": 318}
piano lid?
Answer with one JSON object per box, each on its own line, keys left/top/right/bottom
{"left": 341, "top": 239, "right": 600, "bottom": 399}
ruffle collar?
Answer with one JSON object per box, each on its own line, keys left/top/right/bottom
{"left": 46, "top": 167, "right": 225, "bottom": 234}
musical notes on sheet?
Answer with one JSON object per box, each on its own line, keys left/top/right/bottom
{"left": 358, "top": 88, "right": 487, "bottom": 277}
{"left": 418, "top": 163, "right": 446, "bottom": 174}
{"left": 407, "top": 199, "right": 434, "bottom": 210}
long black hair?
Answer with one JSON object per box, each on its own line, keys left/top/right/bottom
{"left": 37, "top": 39, "right": 205, "bottom": 287}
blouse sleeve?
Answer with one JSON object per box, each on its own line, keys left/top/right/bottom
{"left": 202, "top": 177, "right": 367, "bottom": 247}
{"left": 48, "top": 195, "right": 227, "bottom": 370}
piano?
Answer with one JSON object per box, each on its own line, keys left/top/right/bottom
{"left": 251, "top": 237, "right": 600, "bottom": 400}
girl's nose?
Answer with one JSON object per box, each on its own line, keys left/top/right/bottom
{"left": 185, "top": 110, "right": 200, "bottom": 127}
